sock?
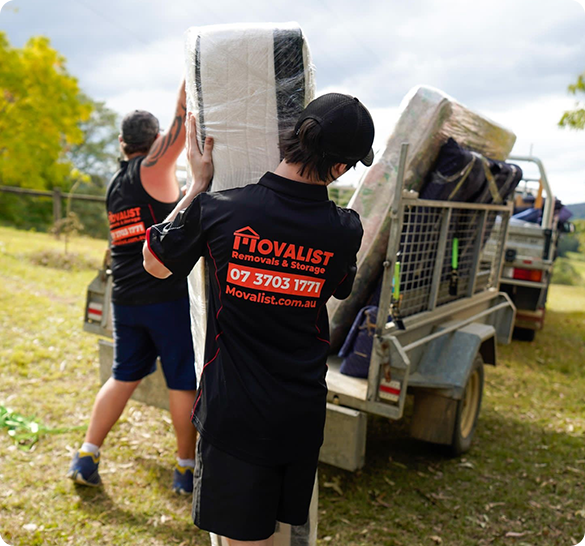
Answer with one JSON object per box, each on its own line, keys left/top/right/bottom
{"left": 80, "top": 442, "right": 100, "bottom": 455}
{"left": 177, "top": 457, "right": 195, "bottom": 468}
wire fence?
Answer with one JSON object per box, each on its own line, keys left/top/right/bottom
{"left": 0, "top": 185, "right": 108, "bottom": 239}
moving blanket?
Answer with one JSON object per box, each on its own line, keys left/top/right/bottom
{"left": 420, "top": 137, "right": 523, "bottom": 204}
{"left": 184, "top": 22, "right": 317, "bottom": 546}
{"left": 327, "top": 86, "right": 517, "bottom": 351}
{"left": 403, "top": 138, "right": 523, "bottom": 310}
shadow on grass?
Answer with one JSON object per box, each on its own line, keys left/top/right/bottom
{"left": 318, "top": 405, "right": 584, "bottom": 546}
{"left": 72, "top": 463, "right": 200, "bottom": 545}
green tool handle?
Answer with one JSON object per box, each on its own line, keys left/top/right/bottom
{"left": 452, "top": 238, "right": 459, "bottom": 270}
{"left": 393, "top": 261, "right": 401, "bottom": 299}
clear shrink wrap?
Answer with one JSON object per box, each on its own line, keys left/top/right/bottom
{"left": 184, "top": 22, "right": 317, "bottom": 546}
{"left": 327, "top": 85, "right": 517, "bottom": 351}
{"left": 185, "top": 22, "right": 315, "bottom": 191}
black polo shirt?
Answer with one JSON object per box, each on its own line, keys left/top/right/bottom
{"left": 147, "top": 172, "right": 363, "bottom": 465}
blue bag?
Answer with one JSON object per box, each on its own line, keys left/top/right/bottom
{"left": 338, "top": 306, "right": 379, "bottom": 379}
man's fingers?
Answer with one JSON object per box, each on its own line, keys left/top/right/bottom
{"left": 187, "top": 112, "right": 202, "bottom": 156}
{"left": 203, "top": 136, "right": 214, "bottom": 161}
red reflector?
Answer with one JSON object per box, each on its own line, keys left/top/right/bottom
{"left": 380, "top": 385, "right": 401, "bottom": 396}
{"left": 513, "top": 268, "right": 542, "bottom": 282}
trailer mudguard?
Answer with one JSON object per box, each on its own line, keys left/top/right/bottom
{"left": 409, "top": 322, "right": 495, "bottom": 399}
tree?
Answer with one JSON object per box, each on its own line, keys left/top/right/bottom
{"left": 69, "top": 95, "right": 119, "bottom": 185}
{"left": 559, "top": 73, "right": 585, "bottom": 130}
{"left": 65, "top": 97, "right": 120, "bottom": 239}
{"left": 0, "top": 32, "right": 92, "bottom": 190}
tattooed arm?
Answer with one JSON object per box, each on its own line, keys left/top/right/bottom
{"left": 140, "top": 78, "right": 187, "bottom": 203}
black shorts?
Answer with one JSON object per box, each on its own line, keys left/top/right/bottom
{"left": 192, "top": 437, "right": 318, "bottom": 541}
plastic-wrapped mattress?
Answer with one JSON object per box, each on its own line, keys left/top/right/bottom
{"left": 328, "top": 86, "right": 517, "bottom": 351}
{"left": 184, "top": 22, "right": 317, "bottom": 546}
{"left": 185, "top": 22, "right": 314, "bottom": 191}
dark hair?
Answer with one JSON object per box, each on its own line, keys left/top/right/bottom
{"left": 120, "top": 137, "right": 157, "bottom": 157}
{"left": 280, "top": 119, "right": 356, "bottom": 183}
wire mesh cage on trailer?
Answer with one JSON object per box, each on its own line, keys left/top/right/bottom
{"left": 396, "top": 200, "right": 510, "bottom": 320}
{"left": 322, "top": 143, "right": 516, "bottom": 467}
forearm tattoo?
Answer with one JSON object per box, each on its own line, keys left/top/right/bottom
{"left": 143, "top": 103, "right": 187, "bottom": 168}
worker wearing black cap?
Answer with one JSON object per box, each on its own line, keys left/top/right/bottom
{"left": 68, "top": 78, "right": 198, "bottom": 495}
{"left": 143, "top": 93, "right": 375, "bottom": 545}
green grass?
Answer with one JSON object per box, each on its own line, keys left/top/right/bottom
{"left": 1, "top": 226, "right": 584, "bottom": 546}
{"left": 566, "top": 252, "right": 585, "bottom": 284}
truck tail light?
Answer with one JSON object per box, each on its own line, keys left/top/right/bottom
{"left": 513, "top": 268, "right": 542, "bottom": 282}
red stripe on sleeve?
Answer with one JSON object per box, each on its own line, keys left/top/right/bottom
{"left": 145, "top": 226, "right": 166, "bottom": 266}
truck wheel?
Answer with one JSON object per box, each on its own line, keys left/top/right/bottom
{"left": 513, "top": 327, "right": 536, "bottom": 342}
{"left": 451, "top": 355, "right": 484, "bottom": 456}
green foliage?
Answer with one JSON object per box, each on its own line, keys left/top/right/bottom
{"left": 552, "top": 257, "right": 582, "bottom": 285}
{"left": 66, "top": 98, "right": 119, "bottom": 239}
{"left": 559, "top": 72, "right": 585, "bottom": 129}
{"left": 558, "top": 219, "right": 585, "bottom": 258}
{"left": 0, "top": 33, "right": 118, "bottom": 238}
{"left": 69, "top": 95, "right": 120, "bottom": 182}
{"left": 52, "top": 177, "right": 88, "bottom": 253}
{"left": 0, "top": 32, "right": 92, "bottom": 189}
{"left": 557, "top": 233, "right": 580, "bottom": 256}
{"left": 574, "top": 218, "right": 585, "bottom": 247}
{"left": 329, "top": 185, "right": 355, "bottom": 207}
{"left": 0, "top": 404, "right": 85, "bottom": 450}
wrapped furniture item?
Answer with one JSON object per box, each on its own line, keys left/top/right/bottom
{"left": 328, "top": 86, "right": 517, "bottom": 351}
{"left": 406, "top": 138, "right": 523, "bottom": 306}
{"left": 420, "top": 137, "right": 522, "bottom": 204}
{"left": 185, "top": 20, "right": 314, "bottom": 377}
{"left": 185, "top": 22, "right": 314, "bottom": 191}
{"left": 184, "top": 22, "right": 317, "bottom": 546}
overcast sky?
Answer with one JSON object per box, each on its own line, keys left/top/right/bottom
{"left": 1, "top": 0, "right": 584, "bottom": 204}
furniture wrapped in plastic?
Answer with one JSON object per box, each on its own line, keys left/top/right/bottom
{"left": 185, "top": 22, "right": 314, "bottom": 192}
{"left": 328, "top": 86, "right": 517, "bottom": 351}
{"left": 420, "top": 137, "right": 522, "bottom": 204}
{"left": 184, "top": 22, "right": 317, "bottom": 546}
{"left": 403, "top": 138, "right": 523, "bottom": 310}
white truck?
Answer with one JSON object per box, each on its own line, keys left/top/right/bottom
{"left": 498, "top": 156, "right": 568, "bottom": 341}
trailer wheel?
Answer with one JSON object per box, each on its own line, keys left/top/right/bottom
{"left": 451, "top": 355, "right": 484, "bottom": 455}
{"left": 513, "top": 327, "right": 536, "bottom": 342}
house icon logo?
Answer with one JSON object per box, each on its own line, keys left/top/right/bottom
{"left": 233, "top": 227, "right": 260, "bottom": 251}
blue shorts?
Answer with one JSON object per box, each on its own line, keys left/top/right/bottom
{"left": 111, "top": 298, "right": 196, "bottom": 390}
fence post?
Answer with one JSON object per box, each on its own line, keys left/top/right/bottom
{"left": 53, "top": 188, "right": 62, "bottom": 236}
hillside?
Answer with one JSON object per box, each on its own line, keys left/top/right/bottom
{"left": 567, "top": 202, "right": 585, "bottom": 219}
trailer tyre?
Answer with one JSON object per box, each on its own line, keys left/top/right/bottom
{"left": 451, "top": 355, "right": 484, "bottom": 456}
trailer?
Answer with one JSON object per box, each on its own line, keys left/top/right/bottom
{"left": 319, "top": 144, "right": 516, "bottom": 472}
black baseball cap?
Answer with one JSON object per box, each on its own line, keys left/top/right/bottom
{"left": 121, "top": 110, "right": 160, "bottom": 145}
{"left": 294, "top": 93, "right": 375, "bottom": 166}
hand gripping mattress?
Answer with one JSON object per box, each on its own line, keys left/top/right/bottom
{"left": 327, "top": 85, "right": 517, "bottom": 351}
{"left": 184, "top": 22, "right": 317, "bottom": 546}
